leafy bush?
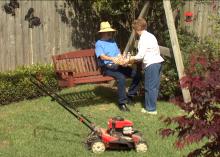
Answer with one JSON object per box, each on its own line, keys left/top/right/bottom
{"left": 159, "top": 56, "right": 180, "bottom": 100}
{"left": 0, "top": 64, "right": 59, "bottom": 105}
{"left": 159, "top": 29, "right": 199, "bottom": 100}
{"left": 160, "top": 53, "right": 220, "bottom": 157}
{"left": 160, "top": 14, "right": 220, "bottom": 156}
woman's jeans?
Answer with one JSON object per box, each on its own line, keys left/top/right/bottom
{"left": 144, "top": 63, "right": 162, "bottom": 111}
{"left": 103, "top": 65, "right": 141, "bottom": 105}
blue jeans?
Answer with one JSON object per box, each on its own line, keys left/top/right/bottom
{"left": 103, "top": 65, "right": 141, "bottom": 105}
{"left": 144, "top": 63, "right": 162, "bottom": 111}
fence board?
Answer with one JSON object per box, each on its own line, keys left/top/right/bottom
{"left": 0, "top": 0, "right": 76, "bottom": 72}
{"left": 54, "top": 1, "right": 60, "bottom": 55}
{"left": 32, "top": 0, "right": 40, "bottom": 64}
{"left": 15, "top": 0, "right": 23, "bottom": 67}
{"left": 180, "top": 1, "right": 219, "bottom": 40}
{"left": 0, "top": 0, "right": 219, "bottom": 72}
{"left": 46, "top": 1, "right": 56, "bottom": 62}
{"left": 22, "top": 1, "right": 32, "bottom": 65}
{"left": 38, "top": 1, "right": 45, "bottom": 64}
{"left": 0, "top": 1, "right": 4, "bottom": 71}
{"left": 4, "top": 8, "right": 11, "bottom": 70}
{"left": 42, "top": 1, "right": 50, "bottom": 63}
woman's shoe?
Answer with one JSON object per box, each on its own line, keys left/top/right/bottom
{"left": 141, "top": 108, "right": 157, "bottom": 115}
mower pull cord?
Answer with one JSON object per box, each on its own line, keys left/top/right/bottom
{"left": 30, "top": 75, "right": 95, "bottom": 132}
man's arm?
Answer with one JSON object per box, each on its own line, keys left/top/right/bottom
{"left": 99, "top": 54, "right": 122, "bottom": 65}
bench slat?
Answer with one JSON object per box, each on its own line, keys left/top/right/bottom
{"left": 58, "top": 75, "right": 114, "bottom": 87}
{"left": 84, "top": 58, "right": 89, "bottom": 72}
{"left": 52, "top": 49, "right": 114, "bottom": 87}
{"left": 54, "top": 49, "right": 95, "bottom": 60}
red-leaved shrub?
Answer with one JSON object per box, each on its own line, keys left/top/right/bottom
{"left": 160, "top": 54, "right": 220, "bottom": 157}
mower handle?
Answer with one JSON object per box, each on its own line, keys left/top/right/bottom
{"left": 30, "top": 74, "right": 95, "bottom": 131}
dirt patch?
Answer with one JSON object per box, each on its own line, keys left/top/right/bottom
{"left": 96, "top": 104, "right": 112, "bottom": 111}
{"left": 0, "top": 112, "right": 11, "bottom": 119}
{"left": 0, "top": 140, "right": 10, "bottom": 149}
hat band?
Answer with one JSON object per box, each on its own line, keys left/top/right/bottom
{"left": 101, "top": 26, "right": 112, "bottom": 30}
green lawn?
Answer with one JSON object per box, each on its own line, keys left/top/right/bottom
{"left": 0, "top": 84, "right": 203, "bottom": 157}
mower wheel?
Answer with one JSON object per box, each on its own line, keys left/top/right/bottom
{"left": 135, "top": 142, "right": 148, "bottom": 153}
{"left": 91, "top": 141, "right": 105, "bottom": 154}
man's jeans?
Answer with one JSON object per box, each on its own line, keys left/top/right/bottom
{"left": 103, "top": 65, "right": 141, "bottom": 105}
{"left": 144, "top": 63, "right": 162, "bottom": 111}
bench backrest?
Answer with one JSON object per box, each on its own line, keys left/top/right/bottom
{"left": 52, "top": 49, "right": 102, "bottom": 79}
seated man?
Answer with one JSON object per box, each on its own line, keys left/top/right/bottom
{"left": 95, "top": 21, "right": 141, "bottom": 112}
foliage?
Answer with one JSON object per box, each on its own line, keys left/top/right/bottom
{"left": 160, "top": 12, "right": 219, "bottom": 100}
{"left": 145, "top": 0, "right": 185, "bottom": 45}
{"left": 0, "top": 64, "right": 58, "bottom": 105}
{"left": 159, "top": 29, "right": 199, "bottom": 100}
{"left": 58, "top": 0, "right": 182, "bottom": 50}
{"left": 55, "top": 1, "right": 100, "bottom": 49}
{"left": 202, "top": 14, "right": 220, "bottom": 59}
{"left": 163, "top": 21, "right": 199, "bottom": 65}
{"left": 160, "top": 14, "right": 220, "bottom": 156}
{"left": 89, "top": 0, "right": 144, "bottom": 49}
{"left": 159, "top": 57, "right": 180, "bottom": 100}
{"left": 160, "top": 53, "right": 220, "bottom": 157}
{"left": 55, "top": 0, "right": 142, "bottom": 49}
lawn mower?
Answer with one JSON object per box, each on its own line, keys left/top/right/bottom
{"left": 30, "top": 74, "right": 148, "bottom": 153}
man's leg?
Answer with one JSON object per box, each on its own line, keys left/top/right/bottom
{"left": 104, "top": 68, "right": 127, "bottom": 106}
{"left": 144, "top": 63, "right": 161, "bottom": 112}
{"left": 118, "top": 66, "right": 141, "bottom": 98}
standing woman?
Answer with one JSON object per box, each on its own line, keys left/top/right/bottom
{"left": 126, "top": 18, "right": 164, "bottom": 115}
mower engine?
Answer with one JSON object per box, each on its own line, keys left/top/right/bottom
{"left": 108, "top": 116, "right": 134, "bottom": 135}
{"left": 86, "top": 116, "right": 148, "bottom": 153}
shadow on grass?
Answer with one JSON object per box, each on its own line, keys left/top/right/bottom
{"left": 58, "top": 85, "right": 118, "bottom": 109}
{"left": 57, "top": 85, "right": 144, "bottom": 109}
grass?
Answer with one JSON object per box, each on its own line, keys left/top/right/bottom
{"left": 0, "top": 84, "right": 203, "bottom": 157}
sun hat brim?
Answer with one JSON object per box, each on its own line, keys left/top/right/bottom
{"left": 98, "top": 28, "right": 116, "bottom": 33}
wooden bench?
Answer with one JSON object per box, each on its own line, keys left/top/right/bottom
{"left": 52, "top": 49, "right": 114, "bottom": 87}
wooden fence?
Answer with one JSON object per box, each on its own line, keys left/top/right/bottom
{"left": 0, "top": 0, "right": 219, "bottom": 72}
{"left": 179, "top": 0, "right": 220, "bottom": 40}
{"left": 0, "top": 0, "right": 75, "bottom": 72}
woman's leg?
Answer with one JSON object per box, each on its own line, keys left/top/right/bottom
{"left": 144, "top": 63, "right": 162, "bottom": 111}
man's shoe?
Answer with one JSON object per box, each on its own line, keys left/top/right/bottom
{"left": 119, "top": 104, "right": 130, "bottom": 112}
{"left": 141, "top": 108, "right": 157, "bottom": 115}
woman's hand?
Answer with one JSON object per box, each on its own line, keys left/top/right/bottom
{"left": 112, "top": 57, "right": 121, "bottom": 64}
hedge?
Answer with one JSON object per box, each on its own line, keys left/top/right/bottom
{"left": 0, "top": 64, "right": 59, "bottom": 105}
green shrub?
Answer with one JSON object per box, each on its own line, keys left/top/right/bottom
{"left": 0, "top": 64, "right": 59, "bottom": 105}
{"left": 159, "top": 29, "right": 199, "bottom": 100}
{"left": 160, "top": 14, "right": 220, "bottom": 100}
{"left": 159, "top": 57, "right": 181, "bottom": 100}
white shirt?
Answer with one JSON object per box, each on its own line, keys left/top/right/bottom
{"left": 134, "top": 30, "right": 164, "bottom": 68}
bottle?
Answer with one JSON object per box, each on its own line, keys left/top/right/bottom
{"left": 127, "top": 52, "right": 131, "bottom": 60}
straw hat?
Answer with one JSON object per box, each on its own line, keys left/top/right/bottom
{"left": 98, "top": 21, "right": 116, "bottom": 33}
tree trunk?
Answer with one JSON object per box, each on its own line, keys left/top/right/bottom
{"left": 123, "top": 1, "right": 150, "bottom": 54}
{"left": 123, "top": 1, "right": 172, "bottom": 57}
